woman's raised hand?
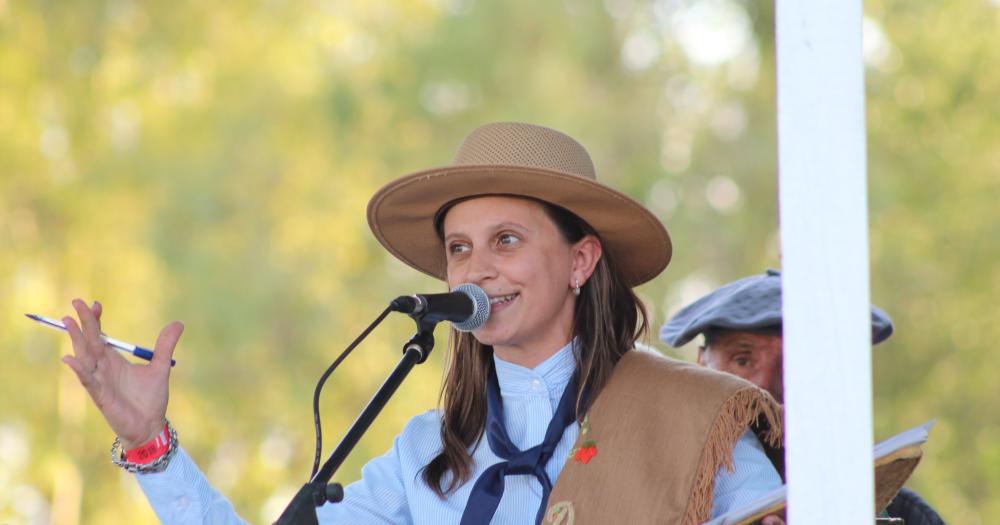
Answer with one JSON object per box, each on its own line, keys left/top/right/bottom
{"left": 61, "top": 299, "right": 184, "bottom": 449}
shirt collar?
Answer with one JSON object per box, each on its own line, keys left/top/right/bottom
{"left": 493, "top": 340, "right": 577, "bottom": 397}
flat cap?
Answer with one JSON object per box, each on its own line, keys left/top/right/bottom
{"left": 659, "top": 269, "right": 895, "bottom": 347}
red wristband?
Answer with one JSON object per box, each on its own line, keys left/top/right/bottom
{"left": 125, "top": 423, "right": 171, "bottom": 465}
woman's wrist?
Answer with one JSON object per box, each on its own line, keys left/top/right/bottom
{"left": 124, "top": 422, "right": 171, "bottom": 464}
{"left": 112, "top": 419, "right": 178, "bottom": 473}
{"left": 120, "top": 418, "right": 169, "bottom": 450}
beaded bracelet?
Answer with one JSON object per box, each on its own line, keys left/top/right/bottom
{"left": 111, "top": 420, "right": 178, "bottom": 474}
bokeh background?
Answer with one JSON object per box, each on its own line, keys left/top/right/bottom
{"left": 2, "top": 0, "right": 998, "bottom": 523}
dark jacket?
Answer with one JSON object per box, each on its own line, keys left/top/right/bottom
{"left": 886, "top": 487, "right": 946, "bottom": 525}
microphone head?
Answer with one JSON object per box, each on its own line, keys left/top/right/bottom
{"left": 450, "top": 283, "right": 491, "bottom": 332}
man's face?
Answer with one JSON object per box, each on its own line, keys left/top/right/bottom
{"left": 698, "top": 330, "right": 784, "bottom": 403}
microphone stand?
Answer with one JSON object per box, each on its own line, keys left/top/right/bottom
{"left": 273, "top": 319, "right": 437, "bottom": 525}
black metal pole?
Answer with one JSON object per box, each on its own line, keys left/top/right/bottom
{"left": 273, "top": 327, "right": 435, "bottom": 525}
{"left": 315, "top": 331, "right": 432, "bottom": 482}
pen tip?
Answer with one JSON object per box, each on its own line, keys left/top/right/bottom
{"left": 25, "top": 313, "right": 39, "bottom": 321}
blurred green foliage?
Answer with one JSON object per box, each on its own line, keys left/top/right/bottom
{"left": 1, "top": 0, "right": 997, "bottom": 523}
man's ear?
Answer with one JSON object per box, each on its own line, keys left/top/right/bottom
{"left": 696, "top": 346, "right": 708, "bottom": 366}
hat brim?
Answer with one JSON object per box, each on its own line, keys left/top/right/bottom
{"left": 367, "top": 165, "right": 672, "bottom": 286}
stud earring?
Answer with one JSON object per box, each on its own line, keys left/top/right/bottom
{"left": 573, "top": 278, "right": 581, "bottom": 296}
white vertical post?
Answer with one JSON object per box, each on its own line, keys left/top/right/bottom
{"left": 776, "top": 1, "right": 874, "bottom": 523}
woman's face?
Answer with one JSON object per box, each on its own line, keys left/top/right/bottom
{"left": 442, "top": 196, "right": 595, "bottom": 360}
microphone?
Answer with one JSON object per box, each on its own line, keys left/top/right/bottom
{"left": 390, "top": 283, "right": 491, "bottom": 332}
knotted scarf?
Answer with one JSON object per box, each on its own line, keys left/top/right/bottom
{"left": 459, "top": 363, "right": 580, "bottom": 525}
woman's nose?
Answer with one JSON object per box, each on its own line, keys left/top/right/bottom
{"left": 466, "top": 249, "right": 498, "bottom": 283}
{"left": 449, "top": 247, "right": 498, "bottom": 286}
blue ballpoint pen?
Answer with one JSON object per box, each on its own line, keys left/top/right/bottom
{"left": 26, "top": 313, "right": 177, "bottom": 367}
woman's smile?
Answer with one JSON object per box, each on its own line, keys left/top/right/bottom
{"left": 488, "top": 292, "right": 519, "bottom": 314}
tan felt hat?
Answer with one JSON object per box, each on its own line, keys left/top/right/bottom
{"left": 366, "top": 122, "right": 672, "bottom": 286}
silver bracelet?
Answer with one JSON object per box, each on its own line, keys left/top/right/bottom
{"left": 110, "top": 420, "right": 179, "bottom": 474}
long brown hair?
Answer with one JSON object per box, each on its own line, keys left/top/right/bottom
{"left": 422, "top": 200, "right": 650, "bottom": 496}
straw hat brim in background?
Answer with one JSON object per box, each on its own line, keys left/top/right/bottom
{"left": 367, "top": 164, "right": 672, "bottom": 287}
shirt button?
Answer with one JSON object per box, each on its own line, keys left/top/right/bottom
{"left": 531, "top": 379, "right": 543, "bottom": 391}
{"left": 175, "top": 496, "right": 189, "bottom": 509}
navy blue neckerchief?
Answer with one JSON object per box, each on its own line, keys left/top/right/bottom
{"left": 459, "top": 361, "right": 581, "bottom": 525}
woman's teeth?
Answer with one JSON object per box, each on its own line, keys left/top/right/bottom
{"left": 490, "top": 293, "right": 518, "bottom": 305}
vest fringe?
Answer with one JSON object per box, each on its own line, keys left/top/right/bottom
{"left": 682, "top": 388, "right": 784, "bottom": 525}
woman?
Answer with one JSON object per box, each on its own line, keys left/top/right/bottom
{"left": 62, "top": 122, "right": 783, "bottom": 524}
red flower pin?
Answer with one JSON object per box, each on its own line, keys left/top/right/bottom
{"left": 569, "top": 415, "right": 598, "bottom": 465}
{"left": 573, "top": 443, "right": 598, "bottom": 464}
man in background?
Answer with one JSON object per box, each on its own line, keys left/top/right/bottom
{"left": 660, "top": 269, "right": 944, "bottom": 525}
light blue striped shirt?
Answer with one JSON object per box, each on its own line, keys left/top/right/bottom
{"left": 137, "top": 344, "right": 781, "bottom": 523}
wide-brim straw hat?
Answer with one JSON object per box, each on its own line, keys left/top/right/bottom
{"left": 367, "top": 122, "right": 672, "bottom": 286}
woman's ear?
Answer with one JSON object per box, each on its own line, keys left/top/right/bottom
{"left": 570, "top": 234, "right": 602, "bottom": 286}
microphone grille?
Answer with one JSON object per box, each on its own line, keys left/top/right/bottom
{"left": 451, "top": 283, "right": 491, "bottom": 332}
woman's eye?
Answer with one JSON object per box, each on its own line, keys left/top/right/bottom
{"left": 498, "top": 233, "right": 520, "bottom": 246}
{"left": 448, "top": 242, "right": 470, "bottom": 255}
{"left": 734, "top": 357, "right": 752, "bottom": 367}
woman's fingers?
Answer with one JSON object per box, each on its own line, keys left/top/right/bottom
{"left": 64, "top": 299, "right": 121, "bottom": 389}
{"left": 72, "top": 298, "right": 105, "bottom": 357}
{"left": 62, "top": 311, "right": 103, "bottom": 400}
{"left": 152, "top": 321, "right": 184, "bottom": 369}
{"left": 62, "top": 354, "right": 95, "bottom": 387}
{"left": 63, "top": 315, "right": 92, "bottom": 363}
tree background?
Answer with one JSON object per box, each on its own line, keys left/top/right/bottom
{"left": 2, "top": 0, "right": 997, "bottom": 523}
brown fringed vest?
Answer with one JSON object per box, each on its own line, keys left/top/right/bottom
{"left": 544, "top": 350, "right": 783, "bottom": 525}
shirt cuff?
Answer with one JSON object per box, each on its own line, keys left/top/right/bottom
{"left": 135, "top": 446, "right": 246, "bottom": 525}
